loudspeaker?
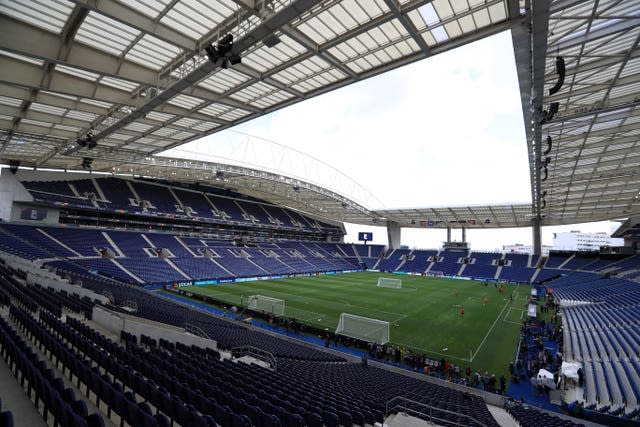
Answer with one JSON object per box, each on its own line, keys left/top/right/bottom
{"left": 9, "top": 160, "right": 20, "bottom": 175}
{"left": 543, "top": 135, "right": 552, "bottom": 155}
{"left": 548, "top": 56, "right": 565, "bottom": 95}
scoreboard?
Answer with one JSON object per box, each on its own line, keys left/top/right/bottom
{"left": 358, "top": 232, "right": 373, "bottom": 242}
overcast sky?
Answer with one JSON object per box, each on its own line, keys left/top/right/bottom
{"left": 166, "top": 30, "right": 620, "bottom": 250}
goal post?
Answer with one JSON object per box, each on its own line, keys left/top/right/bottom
{"left": 377, "top": 277, "right": 402, "bottom": 289}
{"left": 335, "top": 313, "right": 390, "bottom": 344}
{"left": 248, "top": 295, "right": 285, "bottom": 316}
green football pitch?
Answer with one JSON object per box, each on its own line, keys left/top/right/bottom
{"left": 179, "top": 272, "right": 529, "bottom": 377}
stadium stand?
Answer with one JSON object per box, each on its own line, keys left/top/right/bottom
{"left": 505, "top": 401, "right": 585, "bottom": 427}
{"left": 0, "top": 251, "right": 508, "bottom": 427}
{"left": 377, "top": 248, "right": 411, "bottom": 272}
{"left": 542, "top": 272, "right": 640, "bottom": 419}
{"left": 2, "top": 176, "right": 639, "bottom": 427}
{"left": 19, "top": 176, "right": 344, "bottom": 237}
{"left": 2, "top": 207, "right": 638, "bottom": 426}
{"left": 432, "top": 251, "right": 466, "bottom": 276}
{"left": 402, "top": 249, "right": 438, "bottom": 274}
{"left": 460, "top": 252, "right": 499, "bottom": 280}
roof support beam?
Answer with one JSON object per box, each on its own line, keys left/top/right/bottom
{"left": 545, "top": 70, "right": 640, "bottom": 103}
{"left": 0, "top": 84, "right": 109, "bottom": 116}
{"left": 89, "top": 0, "right": 324, "bottom": 152}
{"left": 0, "top": 16, "right": 261, "bottom": 114}
{"left": 530, "top": 0, "right": 550, "bottom": 255}
{"left": 0, "top": 57, "right": 230, "bottom": 125}
{"left": 550, "top": 17, "right": 640, "bottom": 51}
{"left": 0, "top": 105, "right": 89, "bottom": 129}
{"left": 67, "top": 0, "right": 197, "bottom": 51}
{"left": 382, "top": 0, "right": 430, "bottom": 54}
{"left": 280, "top": 25, "right": 358, "bottom": 79}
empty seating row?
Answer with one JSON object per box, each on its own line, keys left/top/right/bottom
{"left": 21, "top": 177, "right": 341, "bottom": 234}
{"left": 0, "top": 311, "right": 105, "bottom": 427}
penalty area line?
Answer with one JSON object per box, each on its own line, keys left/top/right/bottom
{"left": 390, "top": 314, "right": 407, "bottom": 324}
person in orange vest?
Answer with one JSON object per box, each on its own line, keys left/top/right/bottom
{"left": 459, "top": 305, "right": 465, "bottom": 318}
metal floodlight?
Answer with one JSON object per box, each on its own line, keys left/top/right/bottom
{"left": 205, "top": 45, "right": 219, "bottom": 65}
{"left": 86, "top": 132, "right": 97, "bottom": 149}
{"left": 548, "top": 56, "right": 565, "bottom": 96}
{"left": 228, "top": 53, "right": 242, "bottom": 66}
{"left": 81, "top": 157, "right": 93, "bottom": 169}
{"left": 264, "top": 34, "right": 281, "bottom": 48}
{"left": 219, "top": 33, "right": 233, "bottom": 46}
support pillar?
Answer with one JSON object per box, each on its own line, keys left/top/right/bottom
{"left": 446, "top": 226, "right": 451, "bottom": 243}
{"left": 532, "top": 217, "right": 542, "bottom": 256}
{"left": 462, "top": 227, "right": 466, "bottom": 243}
{"left": 386, "top": 221, "right": 401, "bottom": 250}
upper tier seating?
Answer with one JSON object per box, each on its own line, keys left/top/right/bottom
{"left": 19, "top": 176, "right": 342, "bottom": 234}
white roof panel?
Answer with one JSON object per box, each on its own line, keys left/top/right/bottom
{"left": 14, "top": 0, "right": 630, "bottom": 227}
{"left": 0, "top": 0, "right": 73, "bottom": 34}
{"left": 126, "top": 34, "right": 184, "bottom": 70}
{"left": 75, "top": 11, "right": 141, "bottom": 56}
{"left": 117, "top": 0, "right": 172, "bottom": 20}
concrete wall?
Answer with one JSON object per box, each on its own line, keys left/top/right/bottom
{"left": 0, "top": 168, "right": 61, "bottom": 224}
{"left": 0, "top": 168, "right": 33, "bottom": 221}
{"left": 7, "top": 169, "right": 98, "bottom": 182}
{"left": 93, "top": 306, "right": 218, "bottom": 350}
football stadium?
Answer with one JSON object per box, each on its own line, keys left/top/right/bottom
{"left": 0, "top": 1, "right": 639, "bottom": 427}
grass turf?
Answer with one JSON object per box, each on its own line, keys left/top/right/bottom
{"left": 181, "top": 272, "right": 529, "bottom": 377}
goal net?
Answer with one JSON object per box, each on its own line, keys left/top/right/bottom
{"left": 248, "top": 295, "right": 285, "bottom": 316}
{"left": 427, "top": 271, "right": 444, "bottom": 278}
{"left": 335, "top": 313, "right": 390, "bottom": 344}
{"left": 377, "top": 277, "right": 402, "bottom": 289}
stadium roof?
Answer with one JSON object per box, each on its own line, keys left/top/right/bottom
{"left": 524, "top": 0, "right": 640, "bottom": 230}
{"left": 0, "top": 0, "right": 638, "bottom": 229}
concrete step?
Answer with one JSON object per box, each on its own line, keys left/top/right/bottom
{"left": 487, "top": 404, "right": 520, "bottom": 427}
{"left": 384, "top": 411, "right": 441, "bottom": 427}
